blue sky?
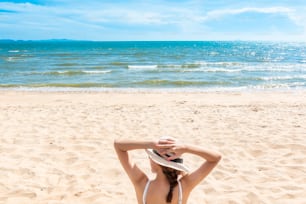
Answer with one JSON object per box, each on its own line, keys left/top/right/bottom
{"left": 1, "top": 0, "right": 306, "bottom": 41}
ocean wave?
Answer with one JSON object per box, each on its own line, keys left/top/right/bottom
{"left": 157, "top": 63, "right": 206, "bottom": 68}
{"left": 8, "top": 50, "right": 20, "bottom": 53}
{"left": 50, "top": 53, "right": 74, "bottom": 57}
{"left": 246, "top": 65, "right": 306, "bottom": 72}
{"left": 181, "top": 64, "right": 202, "bottom": 68}
{"left": 91, "top": 66, "right": 106, "bottom": 69}
{"left": 128, "top": 65, "right": 158, "bottom": 69}
{"left": 248, "top": 82, "right": 306, "bottom": 89}
{"left": 179, "top": 68, "right": 241, "bottom": 73}
{"left": 260, "top": 75, "right": 306, "bottom": 81}
{"left": 54, "top": 63, "right": 79, "bottom": 67}
{"left": 41, "top": 83, "right": 114, "bottom": 88}
{"left": 157, "top": 64, "right": 182, "bottom": 68}
{"left": 194, "top": 61, "right": 242, "bottom": 67}
{"left": 0, "top": 84, "right": 17, "bottom": 88}
{"left": 128, "top": 63, "right": 242, "bottom": 71}
{"left": 81, "top": 70, "right": 112, "bottom": 74}
{"left": 129, "top": 64, "right": 306, "bottom": 73}
{"left": 0, "top": 83, "right": 114, "bottom": 88}
{"left": 143, "top": 67, "right": 243, "bottom": 73}
{"left": 155, "top": 62, "right": 242, "bottom": 69}
{"left": 133, "top": 79, "right": 231, "bottom": 86}
{"left": 110, "top": 61, "right": 128, "bottom": 66}
{"left": 24, "top": 70, "right": 112, "bottom": 76}
{"left": 155, "top": 62, "right": 306, "bottom": 71}
{"left": 5, "top": 57, "right": 24, "bottom": 62}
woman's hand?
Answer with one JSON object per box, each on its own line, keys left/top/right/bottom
{"left": 155, "top": 137, "right": 186, "bottom": 160}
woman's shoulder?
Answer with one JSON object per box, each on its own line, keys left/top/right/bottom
{"left": 133, "top": 174, "right": 149, "bottom": 191}
{"left": 134, "top": 176, "right": 150, "bottom": 203}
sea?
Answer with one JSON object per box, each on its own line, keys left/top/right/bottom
{"left": 1, "top": 40, "right": 306, "bottom": 91}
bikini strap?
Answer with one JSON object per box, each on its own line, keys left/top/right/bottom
{"left": 143, "top": 180, "right": 151, "bottom": 204}
{"left": 178, "top": 180, "right": 183, "bottom": 204}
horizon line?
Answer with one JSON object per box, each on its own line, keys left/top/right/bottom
{"left": 1, "top": 39, "right": 306, "bottom": 43}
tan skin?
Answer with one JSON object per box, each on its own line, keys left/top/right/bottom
{"left": 114, "top": 138, "right": 222, "bottom": 204}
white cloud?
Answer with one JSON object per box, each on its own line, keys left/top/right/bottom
{"left": 193, "top": 6, "right": 306, "bottom": 40}
{"left": 200, "top": 7, "right": 294, "bottom": 22}
{"left": 0, "top": 2, "right": 174, "bottom": 25}
{"left": 286, "top": 8, "right": 306, "bottom": 28}
{"left": 0, "top": 2, "right": 46, "bottom": 12}
{"left": 81, "top": 9, "right": 170, "bottom": 25}
{"left": 1, "top": 1, "right": 306, "bottom": 41}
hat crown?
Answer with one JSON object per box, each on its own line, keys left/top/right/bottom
{"left": 146, "top": 149, "right": 190, "bottom": 173}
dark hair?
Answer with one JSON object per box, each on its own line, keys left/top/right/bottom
{"left": 152, "top": 150, "right": 183, "bottom": 202}
{"left": 162, "top": 166, "right": 180, "bottom": 203}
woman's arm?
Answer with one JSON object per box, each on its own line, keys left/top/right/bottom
{"left": 180, "top": 144, "right": 222, "bottom": 162}
{"left": 113, "top": 139, "right": 156, "bottom": 184}
{"left": 114, "top": 139, "right": 156, "bottom": 152}
{"left": 165, "top": 141, "right": 222, "bottom": 191}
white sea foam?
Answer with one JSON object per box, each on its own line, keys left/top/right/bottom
{"left": 82, "top": 70, "right": 112, "bottom": 74}
{"left": 128, "top": 65, "right": 158, "bottom": 69}
{"left": 195, "top": 61, "right": 242, "bottom": 67}
{"left": 205, "top": 68, "right": 241, "bottom": 72}
{"left": 179, "top": 68, "right": 241, "bottom": 73}
{"left": 5, "top": 57, "right": 22, "bottom": 62}
{"left": 56, "top": 70, "right": 111, "bottom": 74}
{"left": 25, "top": 70, "right": 112, "bottom": 75}
{"left": 159, "top": 64, "right": 182, "bottom": 68}
{"left": 249, "top": 82, "right": 306, "bottom": 90}
{"left": 261, "top": 75, "right": 306, "bottom": 81}
{"left": 8, "top": 50, "right": 20, "bottom": 53}
{"left": 236, "top": 63, "right": 306, "bottom": 72}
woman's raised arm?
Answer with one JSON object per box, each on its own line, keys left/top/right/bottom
{"left": 163, "top": 140, "right": 222, "bottom": 191}
{"left": 114, "top": 139, "right": 156, "bottom": 184}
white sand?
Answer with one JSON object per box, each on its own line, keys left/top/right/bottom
{"left": 0, "top": 91, "right": 305, "bottom": 204}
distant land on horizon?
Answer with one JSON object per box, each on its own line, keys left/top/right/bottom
{"left": 1, "top": 39, "right": 306, "bottom": 43}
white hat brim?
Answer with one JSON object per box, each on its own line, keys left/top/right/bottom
{"left": 146, "top": 149, "right": 190, "bottom": 173}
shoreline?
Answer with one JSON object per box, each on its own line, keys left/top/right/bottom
{"left": 1, "top": 86, "right": 306, "bottom": 93}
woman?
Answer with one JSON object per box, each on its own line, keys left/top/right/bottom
{"left": 114, "top": 137, "right": 221, "bottom": 204}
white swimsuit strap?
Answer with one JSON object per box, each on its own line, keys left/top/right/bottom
{"left": 143, "top": 180, "right": 151, "bottom": 204}
{"left": 178, "top": 180, "right": 183, "bottom": 204}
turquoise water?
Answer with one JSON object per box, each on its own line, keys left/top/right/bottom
{"left": 1, "top": 40, "right": 306, "bottom": 90}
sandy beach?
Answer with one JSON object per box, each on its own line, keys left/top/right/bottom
{"left": 0, "top": 90, "right": 305, "bottom": 204}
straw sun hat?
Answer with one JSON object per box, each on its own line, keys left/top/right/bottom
{"left": 146, "top": 149, "right": 190, "bottom": 173}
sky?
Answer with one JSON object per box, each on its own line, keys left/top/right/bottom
{"left": 1, "top": 0, "right": 306, "bottom": 41}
